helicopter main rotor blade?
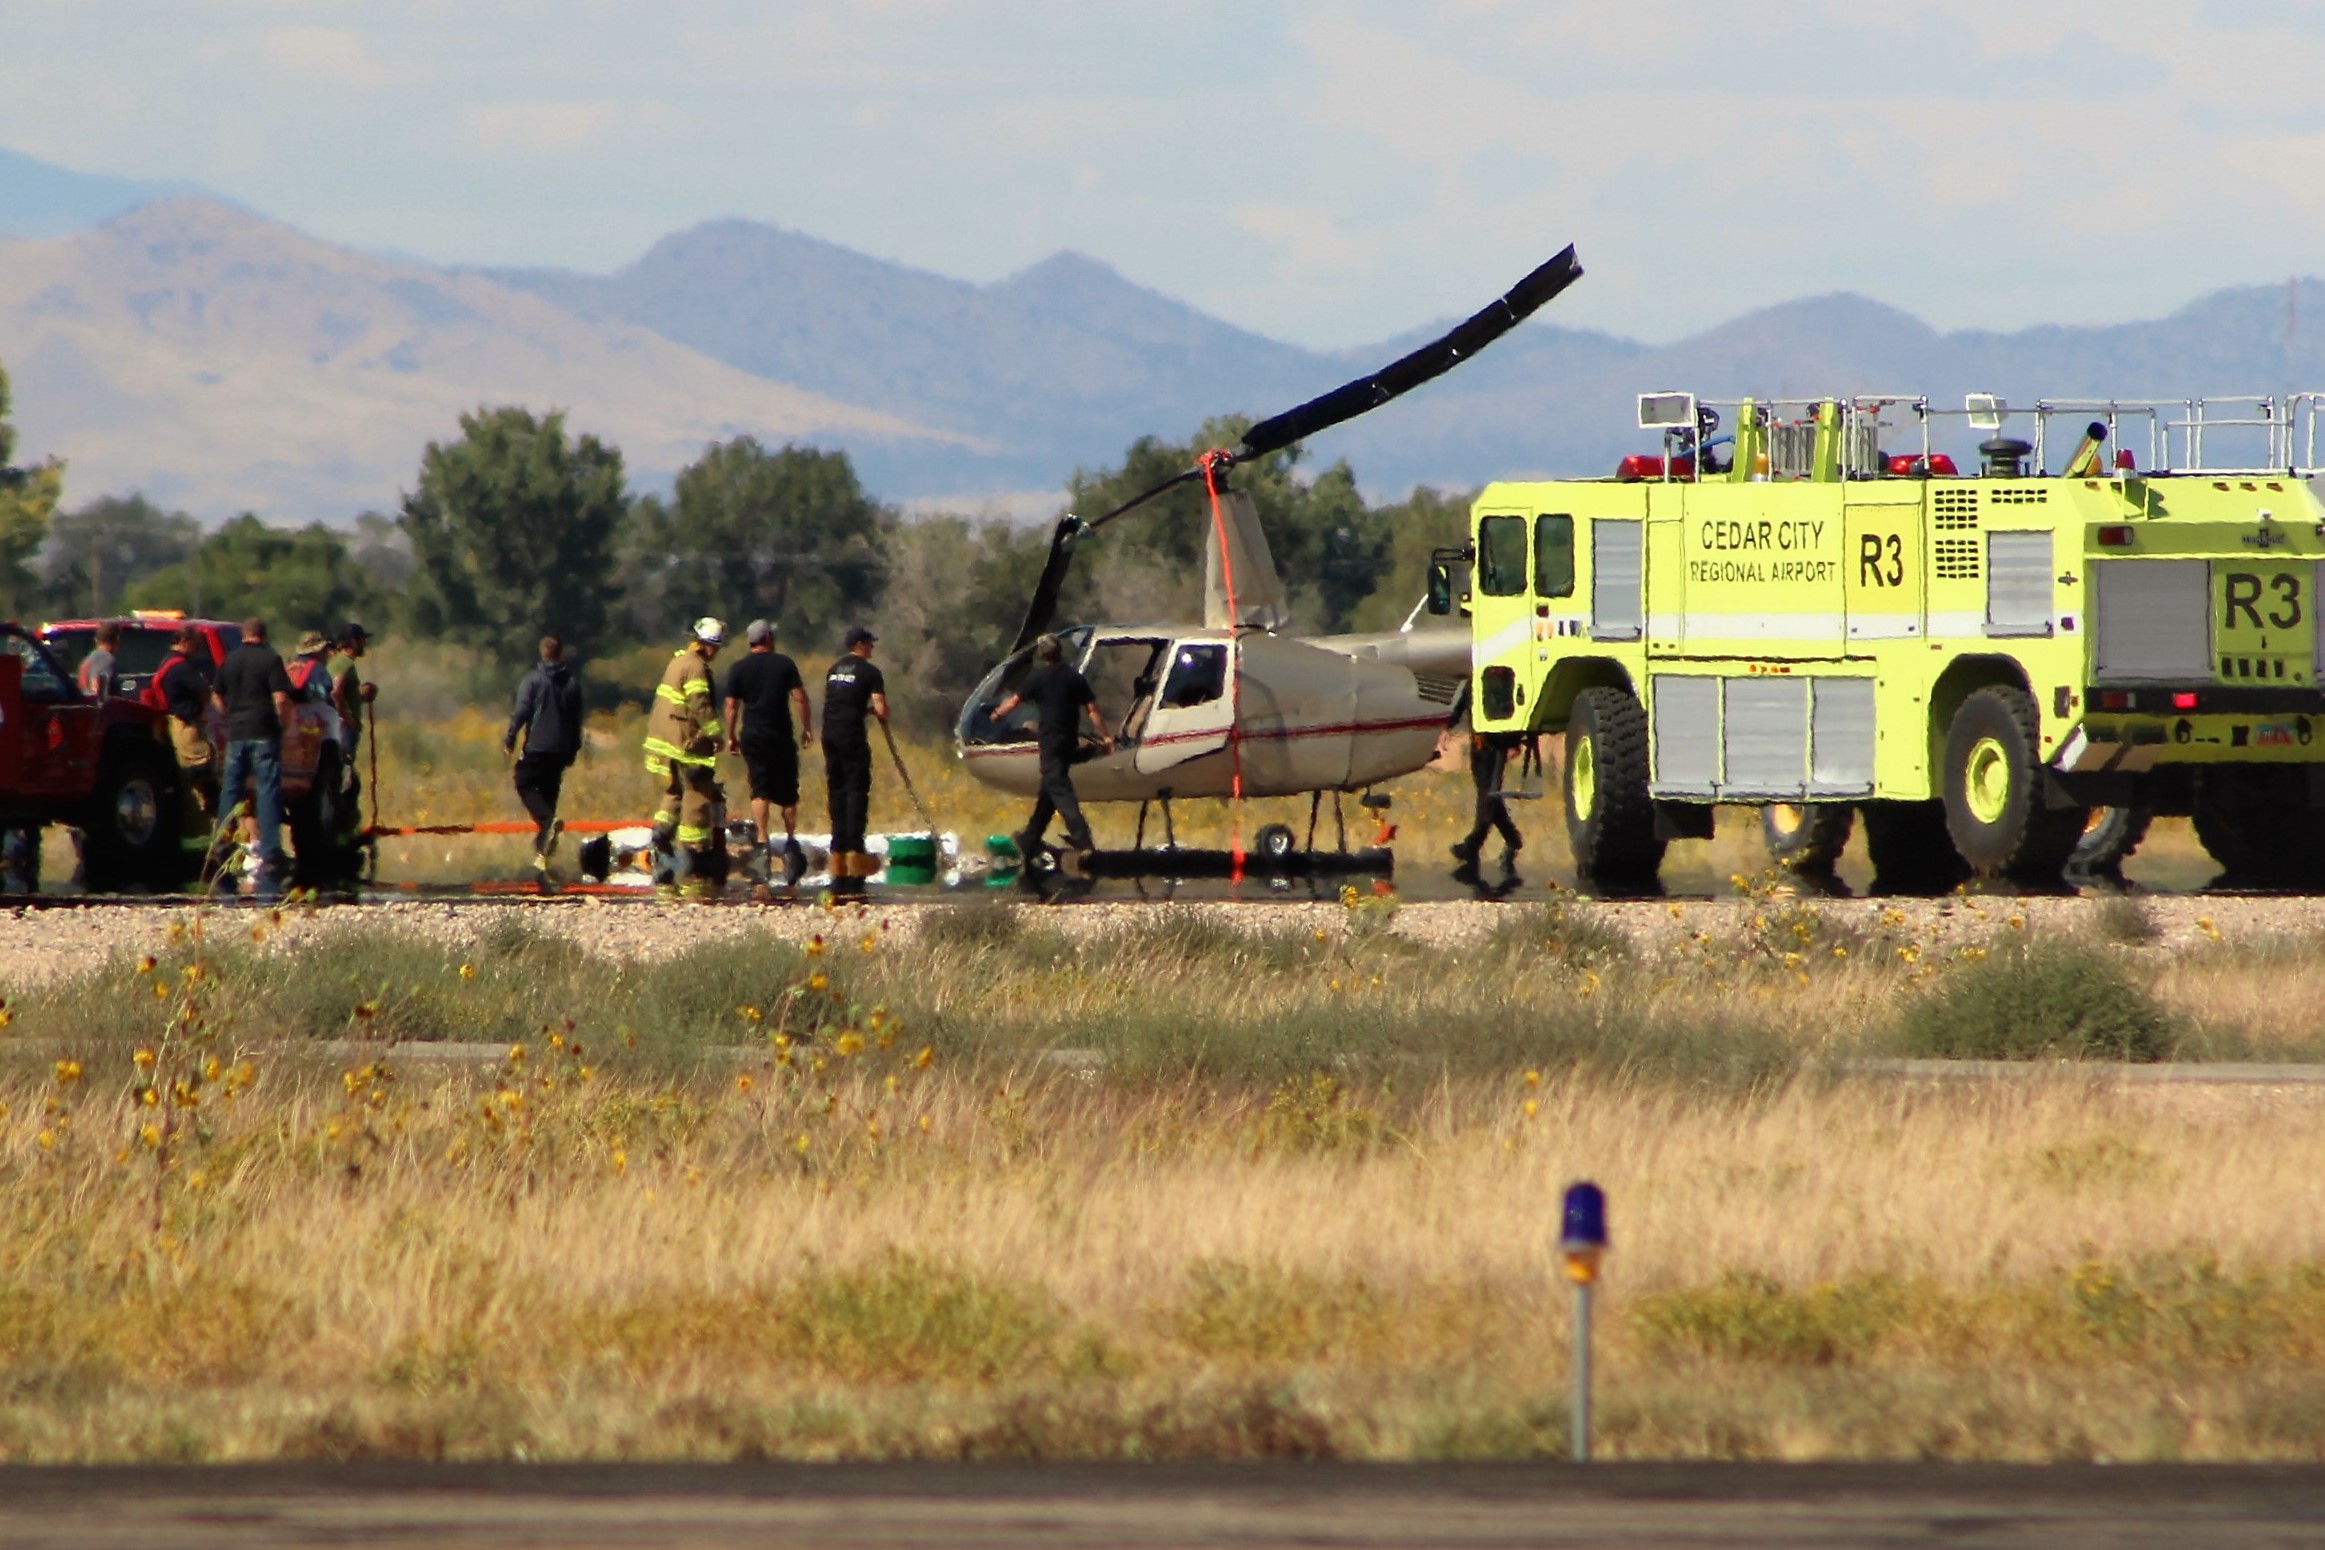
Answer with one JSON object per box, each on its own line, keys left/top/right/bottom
{"left": 1233, "top": 244, "right": 1581, "bottom": 463}
{"left": 1010, "top": 243, "right": 1582, "bottom": 652}
{"left": 1011, "top": 468, "right": 1205, "bottom": 651}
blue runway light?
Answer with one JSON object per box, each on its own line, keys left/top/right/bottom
{"left": 1561, "top": 1181, "right": 1607, "bottom": 1252}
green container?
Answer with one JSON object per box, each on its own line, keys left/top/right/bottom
{"left": 883, "top": 863, "right": 938, "bottom": 887}
{"left": 885, "top": 834, "right": 938, "bottom": 869}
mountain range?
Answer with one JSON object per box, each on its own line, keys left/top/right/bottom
{"left": 1, "top": 149, "right": 2319, "bottom": 521}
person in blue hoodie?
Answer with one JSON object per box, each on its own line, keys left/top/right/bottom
{"left": 503, "top": 635, "right": 586, "bottom": 874}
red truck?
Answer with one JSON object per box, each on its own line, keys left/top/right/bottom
{"left": 5, "top": 614, "right": 354, "bottom": 890}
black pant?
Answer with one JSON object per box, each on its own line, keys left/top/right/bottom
{"left": 513, "top": 751, "right": 568, "bottom": 852}
{"left": 1024, "top": 741, "right": 1094, "bottom": 851}
{"left": 1460, "top": 738, "right": 1522, "bottom": 853}
{"left": 825, "top": 739, "right": 872, "bottom": 853}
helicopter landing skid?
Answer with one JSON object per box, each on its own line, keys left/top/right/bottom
{"left": 1072, "top": 846, "right": 1393, "bottom": 879}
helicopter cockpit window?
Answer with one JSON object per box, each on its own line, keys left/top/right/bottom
{"left": 1477, "top": 515, "right": 1528, "bottom": 597}
{"left": 1160, "top": 643, "right": 1228, "bottom": 708}
{"left": 0, "top": 630, "right": 73, "bottom": 703}
{"left": 1534, "top": 514, "right": 1575, "bottom": 598}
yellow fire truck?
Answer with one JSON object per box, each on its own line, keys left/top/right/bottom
{"left": 1434, "top": 392, "right": 2325, "bottom": 886}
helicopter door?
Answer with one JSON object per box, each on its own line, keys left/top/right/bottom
{"left": 1135, "top": 640, "right": 1235, "bottom": 775}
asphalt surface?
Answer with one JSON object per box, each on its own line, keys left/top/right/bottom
{"left": 3, "top": 1462, "right": 2323, "bottom": 1548}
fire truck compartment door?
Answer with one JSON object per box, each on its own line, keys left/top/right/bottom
{"left": 1844, "top": 497, "right": 1925, "bottom": 643}
{"left": 1591, "top": 520, "right": 1643, "bottom": 641}
{"left": 2094, "top": 560, "right": 2210, "bottom": 682}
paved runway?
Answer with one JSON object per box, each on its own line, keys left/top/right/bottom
{"left": 3, "top": 1462, "right": 2322, "bottom": 1548}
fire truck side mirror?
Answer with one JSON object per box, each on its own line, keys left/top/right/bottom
{"left": 1426, "top": 561, "right": 1456, "bottom": 616}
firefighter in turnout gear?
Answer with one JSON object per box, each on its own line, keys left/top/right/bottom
{"left": 645, "top": 617, "right": 729, "bottom": 897}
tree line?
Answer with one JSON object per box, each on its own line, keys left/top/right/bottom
{"left": 0, "top": 368, "right": 1467, "bottom": 733}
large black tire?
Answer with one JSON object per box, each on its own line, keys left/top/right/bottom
{"left": 1940, "top": 686, "right": 2088, "bottom": 882}
{"left": 81, "top": 740, "right": 180, "bottom": 892}
{"left": 2193, "top": 769, "right": 2325, "bottom": 887}
{"left": 1564, "top": 687, "right": 1664, "bottom": 882}
{"left": 2067, "top": 806, "right": 2153, "bottom": 878}
{"left": 1761, "top": 803, "right": 1854, "bottom": 873}
{"left": 1861, "top": 800, "right": 1970, "bottom": 895}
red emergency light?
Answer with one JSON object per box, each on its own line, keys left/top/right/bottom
{"left": 2172, "top": 691, "right": 2200, "bottom": 710}
{"left": 2096, "top": 526, "right": 2135, "bottom": 546}
{"left": 1883, "top": 453, "right": 1960, "bottom": 477}
{"left": 1615, "top": 454, "right": 1695, "bottom": 482}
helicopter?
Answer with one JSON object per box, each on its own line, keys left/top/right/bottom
{"left": 953, "top": 245, "right": 1584, "bottom": 864}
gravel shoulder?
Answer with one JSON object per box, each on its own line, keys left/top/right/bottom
{"left": 0, "top": 890, "right": 2309, "bottom": 991}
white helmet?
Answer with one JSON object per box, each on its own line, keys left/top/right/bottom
{"left": 691, "top": 616, "right": 728, "bottom": 647}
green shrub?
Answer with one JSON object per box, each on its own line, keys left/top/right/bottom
{"left": 1171, "top": 1260, "right": 1394, "bottom": 1363}
{"left": 1633, "top": 1270, "right": 1922, "bottom": 1365}
{"left": 1897, "top": 938, "right": 2179, "bottom": 1061}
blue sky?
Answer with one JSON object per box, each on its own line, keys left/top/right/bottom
{"left": 3, "top": 1, "right": 2322, "bottom": 348}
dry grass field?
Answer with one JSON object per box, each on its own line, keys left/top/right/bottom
{"left": 3, "top": 887, "right": 2325, "bottom": 1464}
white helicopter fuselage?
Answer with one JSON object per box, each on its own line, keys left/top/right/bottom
{"left": 957, "top": 624, "right": 1468, "bottom": 802}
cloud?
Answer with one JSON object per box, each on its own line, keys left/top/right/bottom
{"left": 462, "top": 100, "right": 656, "bottom": 157}
{"left": 256, "top": 26, "right": 398, "bottom": 87}
{"left": 1233, "top": 202, "right": 1379, "bottom": 283}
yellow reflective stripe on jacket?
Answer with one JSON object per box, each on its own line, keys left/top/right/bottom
{"left": 701, "top": 718, "right": 723, "bottom": 739}
{"left": 675, "top": 823, "right": 712, "bottom": 844}
{"left": 655, "top": 683, "right": 690, "bottom": 705}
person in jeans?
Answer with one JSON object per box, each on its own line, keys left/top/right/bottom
{"left": 503, "top": 635, "right": 585, "bottom": 874}
{"left": 210, "top": 616, "right": 294, "bottom": 890}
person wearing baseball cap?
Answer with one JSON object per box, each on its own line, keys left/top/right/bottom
{"left": 820, "top": 626, "right": 885, "bottom": 881}
{"left": 723, "top": 619, "right": 811, "bottom": 879}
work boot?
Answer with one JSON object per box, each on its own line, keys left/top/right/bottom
{"left": 1449, "top": 837, "right": 1481, "bottom": 865}
{"left": 1010, "top": 828, "right": 1047, "bottom": 860}
{"left": 781, "top": 837, "right": 807, "bottom": 886}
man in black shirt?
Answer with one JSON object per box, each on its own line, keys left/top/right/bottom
{"left": 503, "top": 635, "right": 586, "bottom": 874}
{"left": 993, "top": 633, "right": 1112, "bottom": 859}
{"left": 821, "top": 627, "right": 886, "bottom": 880}
{"left": 724, "top": 620, "right": 812, "bottom": 863}
{"left": 210, "top": 616, "right": 294, "bottom": 889}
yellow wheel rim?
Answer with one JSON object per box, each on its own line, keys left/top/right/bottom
{"left": 1964, "top": 735, "right": 2013, "bottom": 826}
{"left": 1768, "top": 802, "right": 1805, "bottom": 840}
{"left": 1572, "top": 734, "right": 1597, "bottom": 819}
